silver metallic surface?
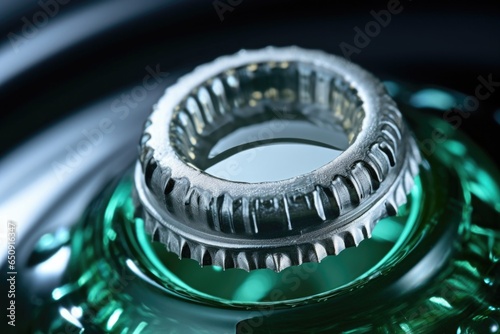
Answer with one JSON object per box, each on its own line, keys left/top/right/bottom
{"left": 135, "top": 46, "right": 421, "bottom": 271}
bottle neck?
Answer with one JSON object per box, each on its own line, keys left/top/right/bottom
{"left": 104, "top": 160, "right": 453, "bottom": 307}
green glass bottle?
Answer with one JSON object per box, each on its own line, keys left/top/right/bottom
{"left": 29, "top": 47, "right": 500, "bottom": 333}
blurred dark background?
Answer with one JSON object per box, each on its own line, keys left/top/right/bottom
{"left": 0, "top": 3, "right": 499, "bottom": 331}
{"left": 0, "top": 0, "right": 500, "bottom": 332}
{"left": 1, "top": 0, "right": 499, "bottom": 162}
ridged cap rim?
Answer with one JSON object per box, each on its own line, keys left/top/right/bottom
{"left": 135, "top": 46, "right": 421, "bottom": 271}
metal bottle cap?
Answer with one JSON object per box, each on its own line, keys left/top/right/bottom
{"left": 135, "top": 46, "right": 421, "bottom": 272}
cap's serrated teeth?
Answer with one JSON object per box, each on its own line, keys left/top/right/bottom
{"left": 333, "top": 235, "right": 347, "bottom": 255}
{"left": 249, "top": 253, "right": 260, "bottom": 271}
{"left": 380, "top": 138, "right": 421, "bottom": 220}
{"left": 152, "top": 228, "right": 161, "bottom": 243}
{"left": 265, "top": 254, "right": 276, "bottom": 271}
{"left": 350, "top": 227, "right": 364, "bottom": 247}
{"left": 313, "top": 242, "right": 328, "bottom": 263}
{"left": 192, "top": 244, "right": 202, "bottom": 264}
{"left": 167, "top": 232, "right": 179, "bottom": 256}
{"left": 409, "top": 143, "right": 422, "bottom": 174}
{"left": 394, "top": 184, "right": 407, "bottom": 206}
{"left": 359, "top": 221, "right": 374, "bottom": 239}
{"left": 140, "top": 138, "right": 422, "bottom": 272}
{"left": 214, "top": 249, "right": 233, "bottom": 269}
{"left": 304, "top": 244, "right": 316, "bottom": 263}
{"left": 295, "top": 247, "right": 305, "bottom": 266}
{"left": 136, "top": 46, "right": 425, "bottom": 272}
{"left": 385, "top": 198, "right": 399, "bottom": 216}
{"left": 236, "top": 252, "right": 251, "bottom": 272}
{"left": 403, "top": 169, "right": 415, "bottom": 194}
{"left": 143, "top": 210, "right": 154, "bottom": 231}
{"left": 279, "top": 253, "right": 293, "bottom": 272}
{"left": 322, "top": 237, "right": 335, "bottom": 257}
{"left": 179, "top": 239, "right": 190, "bottom": 258}
{"left": 201, "top": 247, "right": 213, "bottom": 266}
{"left": 263, "top": 253, "right": 286, "bottom": 272}
{"left": 262, "top": 252, "right": 293, "bottom": 272}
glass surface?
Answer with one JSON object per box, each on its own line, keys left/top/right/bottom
{"left": 205, "top": 118, "right": 349, "bottom": 182}
{"left": 27, "top": 83, "right": 500, "bottom": 333}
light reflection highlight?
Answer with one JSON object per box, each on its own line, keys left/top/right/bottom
{"left": 409, "top": 89, "right": 456, "bottom": 110}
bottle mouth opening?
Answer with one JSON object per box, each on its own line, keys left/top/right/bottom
{"left": 169, "top": 61, "right": 364, "bottom": 183}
